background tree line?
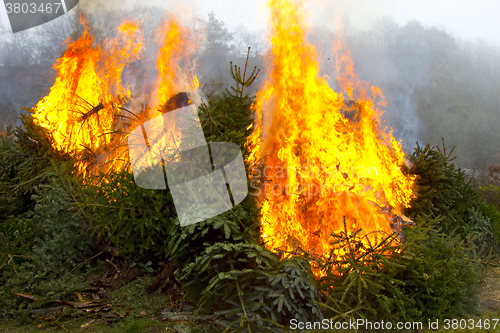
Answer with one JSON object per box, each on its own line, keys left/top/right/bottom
{"left": 0, "top": 8, "right": 499, "bottom": 173}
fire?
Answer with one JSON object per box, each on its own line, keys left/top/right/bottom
{"left": 33, "top": 18, "right": 143, "bottom": 175}
{"left": 128, "top": 18, "right": 200, "bottom": 175}
{"left": 247, "top": 0, "right": 414, "bottom": 272}
{"left": 32, "top": 15, "right": 198, "bottom": 176}
{"left": 157, "top": 20, "right": 185, "bottom": 107}
{"left": 153, "top": 18, "right": 199, "bottom": 112}
{"left": 30, "top": 2, "right": 413, "bottom": 271}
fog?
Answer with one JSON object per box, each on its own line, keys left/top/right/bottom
{"left": 0, "top": 2, "right": 499, "bottom": 172}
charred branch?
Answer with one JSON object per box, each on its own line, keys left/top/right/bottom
{"left": 79, "top": 101, "right": 105, "bottom": 122}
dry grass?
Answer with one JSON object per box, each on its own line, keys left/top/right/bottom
{"left": 478, "top": 267, "right": 500, "bottom": 313}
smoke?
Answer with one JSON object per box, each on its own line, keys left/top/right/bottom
{"left": 2, "top": 0, "right": 498, "bottom": 167}
{"left": 384, "top": 90, "right": 420, "bottom": 152}
{"left": 307, "top": 0, "right": 391, "bottom": 32}
{"left": 78, "top": 0, "right": 128, "bottom": 13}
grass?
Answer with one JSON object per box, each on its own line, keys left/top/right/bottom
{"left": 0, "top": 311, "right": 217, "bottom": 332}
{"left": 1, "top": 269, "right": 500, "bottom": 332}
{"left": 0, "top": 274, "right": 218, "bottom": 332}
{"left": 0, "top": 317, "right": 166, "bottom": 332}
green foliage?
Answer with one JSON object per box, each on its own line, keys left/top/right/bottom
{"left": 317, "top": 219, "right": 415, "bottom": 322}
{"left": 198, "top": 90, "right": 253, "bottom": 152}
{"left": 165, "top": 205, "right": 259, "bottom": 268}
{"left": 0, "top": 116, "right": 96, "bottom": 317}
{"left": 479, "top": 185, "right": 500, "bottom": 209}
{"left": 316, "top": 216, "right": 489, "bottom": 324}
{"left": 198, "top": 50, "right": 257, "bottom": 153}
{"left": 0, "top": 174, "right": 95, "bottom": 316}
{"left": 0, "top": 118, "right": 92, "bottom": 270}
{"left": 181, "top": 243, "right": 322, "bottom": 332}
{"left": 479, "top": 201, "right": 500, "bottom": 243}
{"left": 227, "top": 47, "right": 260, "bottom": 101}
{"left": 398, "top": 216, "right": 484, "bottom": 320}
{"left": 83, "top": 169, "right": 177, "bottom": 258}
{"left": 406, "top": 143, "right": 500, "bottom": 251}
{"left": 29, "top": 176, "right": 93, "bottom": 271}
{"left": 0, "top": 114, "right": 68, "bottom": 220}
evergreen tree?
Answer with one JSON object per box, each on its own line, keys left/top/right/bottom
{"left": 205, "top": 12, "right": 233, "bottom": 56}
{"left": 198, "top": 12, "right": 235, "bottom": 94}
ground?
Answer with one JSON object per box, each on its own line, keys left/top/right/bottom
{"left": 0, "top": 268, "right": 499, "bottom": 332}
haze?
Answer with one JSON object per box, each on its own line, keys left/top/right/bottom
{"left": 1, "top": 0, "right": 500, "bottom": 175}
{"left": 1, "top": 0, "right": 500, "bottom": 47}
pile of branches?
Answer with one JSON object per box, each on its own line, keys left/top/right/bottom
{"left": 1, "top": 53, "right": 499, "bottom": 332}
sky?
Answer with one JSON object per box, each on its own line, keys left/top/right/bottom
{"left": 152, "top": 0, "right": 499, "bottom": 47}
{"left": 1, "top": 0, "right": 499, "bottom": 46}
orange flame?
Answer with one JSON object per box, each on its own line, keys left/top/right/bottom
{"left": 33, "top": 18, "right": 143, "bottom": 175}
{"left": 32, "top": 15, "right": 198, "bottom": 177}
{"left": 157, "top": 20, "right": 183, "bottom": 106}
{"left": 247, "top": 0, "right": 414, "bottom": 274}
{"left": 125, "top": 18, "right": 200, "bottom": 176}
{"left": 154, "top": 18, "right": 199, "bottom": 110}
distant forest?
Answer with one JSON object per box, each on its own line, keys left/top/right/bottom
{"left": 1, "top": 7, "right": 499, "bottom": 172}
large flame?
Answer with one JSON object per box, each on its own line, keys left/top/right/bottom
{"left": 33, "top": 18, "right": 143, "bottom": 175}
{"left": 31, "top": 2, "right": 413, "bottom": 271}
{"left": 32, "top": 16, "right": 197, "bottom": 176}
{"left": 129, "top": 18, "right": 200, "bottom": 175}
{"left": 156, "top": 19, "right": 199, "bottom": 106}
{"left": 247, "top": 0, "right": 414, "bottom": 271}
{"left": 152, "top": 18, "right": 199, "bottom": 115}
